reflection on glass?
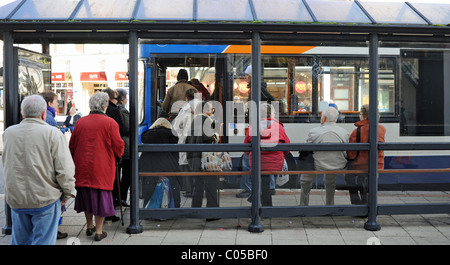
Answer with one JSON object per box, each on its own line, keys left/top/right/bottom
{"left": 17, "top": 48, "right": 52, "bottom": 101}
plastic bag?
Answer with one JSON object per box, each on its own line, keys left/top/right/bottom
{"left": 146, "top": 178, "right": 174, "bottom": 208}
{"left": 276, "top": 160, "right": 289, "bottom": 187}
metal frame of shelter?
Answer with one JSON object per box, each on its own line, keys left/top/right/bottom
{"left": 2, "top": 0, "right": 450, "bottom": 235}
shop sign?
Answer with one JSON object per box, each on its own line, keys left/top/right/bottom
{"left": 80, "top": 72, "right": 107, "bottom": 81}
{"left": 115, "top": 72, "right": 128, "bottom": 81}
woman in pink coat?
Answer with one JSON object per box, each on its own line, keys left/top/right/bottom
{"left": 244, "top": 103, "right": 290, "bottom": 206}
{"left": 69, "top": 92, "right": 124, "bottom": 241}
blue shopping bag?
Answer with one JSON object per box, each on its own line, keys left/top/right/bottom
{"left": 146, "top": 181, "right": 165, "bottom": 208}
{"left": 145, "top": 178, "right": 175, "bottom": 208}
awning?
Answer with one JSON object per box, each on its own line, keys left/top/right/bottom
{"left": 51, "top": 72, "right": 72, "bottom": 82}
{"left": 80, "top": 72, "right": 107, "bottom": 82}
{"left": 115, "top": 72, "right": 128, "bottom": 81}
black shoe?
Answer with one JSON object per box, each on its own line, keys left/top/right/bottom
{"left": 57, "top": 231, "right": 68, "bottom": 240}
{"left": 105, "top": 215, "right": 120, "bottom": 222}
{"left": 94, "top": 231, "right": 107, "bottom": 241}
{"left": 121, "top": 200, "right": 130, "bottom": 207}
{"left": 236, "top": 190, "right": 251, "bottom": 198}
{"left": 206, "top": 218, "right": 220, "bottom": 222}
{"left": 86, "top": 227, "right": 96, "bottom": 236}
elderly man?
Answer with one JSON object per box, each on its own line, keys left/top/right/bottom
{"left": 300, "top": 106, "right": 349, "bottom": 206}
{"left": 3, "top": 95, "right": 76, "bottom": 245}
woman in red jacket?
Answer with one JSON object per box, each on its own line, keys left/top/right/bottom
{"left": 346, "top": 104, "right": 386, "bottom": 205}
{"left": 69, "top": 92, "right": 124, "bottom": 241}
{"left": 244, "top": 103, "right": 290, "bottom": 206}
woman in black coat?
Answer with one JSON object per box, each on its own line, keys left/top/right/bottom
{"left": 139, "top": 118, "right": 181, "bottom": 208}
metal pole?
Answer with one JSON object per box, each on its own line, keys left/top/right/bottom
{"left": 364, "top": 33, "right": 381, "bottom": 231}
{"left": 248, "top": 31, "right": 263, "bottom": 233}
{"left": 126, "top": 31, "right": 143, "bottom": 234}
{"left": 2, "top": 31, "right": 16, "bottom": 235}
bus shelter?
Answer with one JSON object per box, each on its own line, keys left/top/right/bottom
{"left": 2, "top": 0, "right": 450, "bottom": 235}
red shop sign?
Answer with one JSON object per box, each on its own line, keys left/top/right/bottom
{"left": 80, "top": 72, "right": 107, "bottom": 81}
{"left": 51, "top": 72, "right": 65, "bottom": 82}
{"left": 115, "top": 72, "right": 128, "bottom": 81}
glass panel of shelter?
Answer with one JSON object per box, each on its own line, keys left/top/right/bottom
{"left": 74, "top": 0, "right": 137, "bottom": 19}
{"left": 11, "top": 0, "right": 79, "bottom": 20}
{"left": 251, "top": 0, "right": 313, "bottom": 22}
{"left": 135, "top": 0, "right": 194, "bottom": 21}
{"left": 359, "top": 1, "right": 427, "bottom": 24}
{"left": 137, "top": 40, "right": 390, "bottom": 210}
{"left": 376, "top": 40, "right": 450, "bottom": 208}
{"left": 0, "top": 0, "right": 23, "bottom": 19}
{"left": 410, "top": 3, "right": 450, "bottom": 25}
{"left": 197, "top": 0, "right": 253, "bottom": 21}
{"left": 306, "top": 0, "right": 372, "bottom": 23}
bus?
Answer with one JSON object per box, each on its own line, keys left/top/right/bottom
{"left": 138, "top": 42, "right": 450, "bottom": 191}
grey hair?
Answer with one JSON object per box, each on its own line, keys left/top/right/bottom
{"left": 21, "top": 95, "right": 47, "bottom": 118}
{"left": 322, "top": 106, "right": 339, "bottom": 122}
{"left": 89, "top": 92, "right": 109, "bottom": 112}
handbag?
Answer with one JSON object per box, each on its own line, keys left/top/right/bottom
{"left": 345, "top": 127, "right": 361, "bottom": 169}
{"left": 276, "top": 159, "right": 289, "bottom": 187}
{"left": 201, "top": 151, "right": 233, "bottom": 172}
{"left": 298, "top": 151, "right": 315, "bottom": 171}
{"left": 221, "top": 152, "right": 233, "bottom": 171}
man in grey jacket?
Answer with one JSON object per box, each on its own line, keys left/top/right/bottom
{"left": 300, "top": 106, "right": 349, "bottom": 206}
{"left": 3, "top": 95, "right": 76, "bottom": 245}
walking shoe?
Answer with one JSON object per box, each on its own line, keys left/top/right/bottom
{"left": 94, "top": 231, "right": 107, "bottom": 241}
{"left": 105, "top": 215, "right": 120, "bottom": 222}
{"left": 236, "top": 190, "right": 251, "bottom": 198}
{"left": 86, "top": 227, "right": 96, "bottom": 236}
{"left": 57, "top": 231, "right": 68, "bottom": 240}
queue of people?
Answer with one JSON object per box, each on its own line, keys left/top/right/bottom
{"left": 2, "top": 67, "right": 385, "bottom": 245}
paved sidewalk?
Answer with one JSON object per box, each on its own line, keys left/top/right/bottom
{"left": 2, "top": 191, "right": 450, "bottom": 245}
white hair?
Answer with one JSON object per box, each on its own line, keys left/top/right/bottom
{"left": 89, "top": 92, "right": 109, "bottom": 112}
{"left": 244, "top": 65, "right": 252, "bottom": 76}
{"left": 322, "top": 106, "right": 339, "bottom": 122}
{"left": 150, "top": 117, "right": 172, "bottom": 130}
{"left": 21, "top": 95, "right": 47, "bottom": 118}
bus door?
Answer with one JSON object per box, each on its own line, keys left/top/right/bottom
{"left": 151, "top": 54, "right": 228, "bottom": 130}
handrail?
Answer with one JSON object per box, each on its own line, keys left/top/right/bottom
{"left": 139, "top": 167, "right": 450, "bottom": 177}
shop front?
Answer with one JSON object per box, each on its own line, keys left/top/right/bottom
{"left": 51, "top": 72, "right": 73, "bottom": 115}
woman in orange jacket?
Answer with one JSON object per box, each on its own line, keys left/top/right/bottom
{"left": 345, "top": 104, "right": 386, "bottom": 205}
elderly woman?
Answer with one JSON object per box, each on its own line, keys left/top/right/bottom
{"left": 244, "top": 102, "right": 290, "bottom": 206}
{"left": 69, "top": 92, "right": 124, "bottom": 241}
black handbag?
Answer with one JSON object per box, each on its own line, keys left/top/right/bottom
{"left": 345, "top": 127, "right": 361, "bottom": 169}
{"left": 298, "top": 151, "right": 315, "bottom": 171}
